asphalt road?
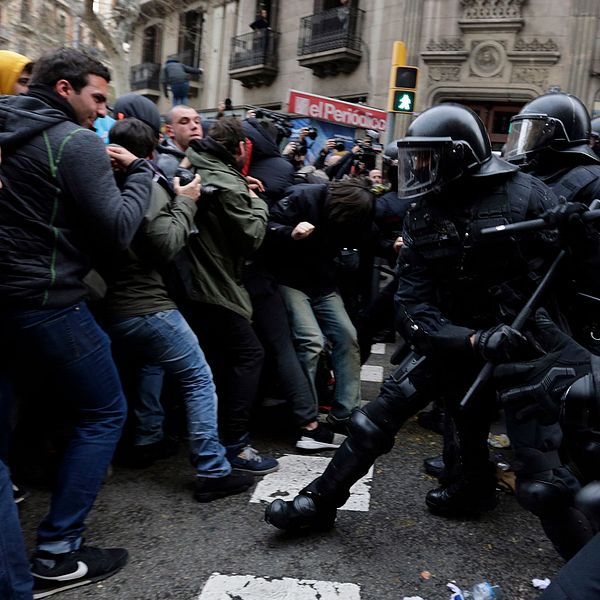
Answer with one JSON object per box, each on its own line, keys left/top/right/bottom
{"left": 18, "top": 344, "right": 563, "bottom": 600}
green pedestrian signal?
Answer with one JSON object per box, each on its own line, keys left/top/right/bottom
{"left": 391, "top": 90, "right": 415, "bottom": 113}
{"left": 388, "top": 63, "right": 418, "bottom": 113}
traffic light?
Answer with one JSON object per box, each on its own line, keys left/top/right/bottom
{"left": 388, "top": 65, "right": 418, "bottom": 113}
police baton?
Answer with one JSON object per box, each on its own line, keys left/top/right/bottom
{"left": 480, "top": 208, "right": 600, "bottom": 236}
{"left": 459, "top": 249, "right": 567, "bottom": 409}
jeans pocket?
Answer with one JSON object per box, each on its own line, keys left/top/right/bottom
{"left": 36, "top": 305, "right": 108, "bottom": 366}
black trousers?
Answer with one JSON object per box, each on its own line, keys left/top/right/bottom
{"left": 182, "top": 302, "right": 264, "bottom": 447}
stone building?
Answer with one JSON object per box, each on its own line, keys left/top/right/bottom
{"left": 128, "top": 0, "right": 600, "bottom": 143}
{"left": 0, "top": 0, "right": 107, "bottom": 63}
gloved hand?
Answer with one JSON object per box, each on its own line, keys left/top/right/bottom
{"left": 541, "top": 200, "right": 599, "bottom": 258}
{"left": 493, "top": 308, "right": 594, "bottom": 423}
{"left": 472, "top": 324, "right": 529, "bottom": 362}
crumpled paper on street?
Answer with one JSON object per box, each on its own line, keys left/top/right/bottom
{"left": 532, "top": 578, "right": 551, "bottom": 590}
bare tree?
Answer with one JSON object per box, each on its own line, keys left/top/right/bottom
{"left": 80, "top": 0, "right": 142, "bottom": 96}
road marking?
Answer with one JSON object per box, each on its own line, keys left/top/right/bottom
{"left": 370, "top": 343, "right": 386, "bottom": 354}
{"left": 250, "top": 454, "right": 374, "bottom": 511}
{"left": 197, "top": 573, "right": 361, "bottom": 599}
{"left": 360, "top": 364, "right": 384, "bottom": 382}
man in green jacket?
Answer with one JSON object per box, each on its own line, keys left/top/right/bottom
{"left": 180, "top": 117, "right": 278, "bottom": 474}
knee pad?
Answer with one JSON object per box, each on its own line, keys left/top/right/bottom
{"left": 347, "top": 407, "right": 395, "bottom": 455}
{"left": 516, "top": 477, "right": 571, "bottom": 517}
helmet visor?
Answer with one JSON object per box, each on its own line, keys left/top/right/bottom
{"left": 504, "top": 116, "right": 557, "bottom": 163}
{"left": 397, "top": 139, "right": 453, "bottom": 198}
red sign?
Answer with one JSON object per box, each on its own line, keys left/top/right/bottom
{"left": 288, "top": 89, "right": 387, "bottom": 132}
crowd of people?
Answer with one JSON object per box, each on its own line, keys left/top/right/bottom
{"left": 3, "top": 44, "right": 600, "bottom": 599}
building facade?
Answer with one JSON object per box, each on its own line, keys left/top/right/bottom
{"left": 0, "top": 0, "right": 109, "bottom": 62}
{"left": 122, "top": 0, "right": 600, "bottom": 141}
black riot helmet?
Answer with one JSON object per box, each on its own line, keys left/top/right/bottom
{"left": 396, "top": 103, "right": 517, "bottom": 199}
{"left": 504, "top": 92, "right": 598, "bottom": 166}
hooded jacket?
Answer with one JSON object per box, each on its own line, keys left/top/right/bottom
{"left": 155, "top": 137, "right": 186, "bottom": 180}
{"left": 0, "top": 88, "right": 153, "bottom": 309}
{"left": 181, "top": 136, "right": 269, "bottom": 319}
{"left": 242, "top": 118, "right": 295, "bottom": 205}
{"left": 0, "top": 50, "right": 31, "bottom": 95}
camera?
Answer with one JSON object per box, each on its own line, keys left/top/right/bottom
{"left": 175, "top": 167, "right": 196, "bottom": 186}
{"left": 174, "top": 168, "right": 221, "bottom": 198}
{"left": 249, "top": 106, "right": 292, "bottom": 141}
{"left": 306, "top": 126, "right": 318, "bottom": 140}
{"left": 334, "top": 139, "right": 346, "bottom": 152}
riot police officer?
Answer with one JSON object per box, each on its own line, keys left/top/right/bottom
{"left": 502, "top": 92, "right": 600, "bottom": 528}
{"left": 504, "top": 92, "right": 600, "bottom": 206}
{"left": 265, "top": 104, "right": 565, "bottom": 538}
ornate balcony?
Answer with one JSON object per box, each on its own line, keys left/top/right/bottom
{"left": 229, "top": 30, "right": 280, "bottom": 88}
{"left": 297, "top": 7, "right": 364, "bottom": 77}
{"left": 130, "top": 62, "right": 161, "bottom": 97}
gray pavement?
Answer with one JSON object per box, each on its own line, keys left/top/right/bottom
{"left": 18, "top": 344, "right": 563, "bottom": 600}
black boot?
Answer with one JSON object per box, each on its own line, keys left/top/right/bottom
{"left": 416, "top": 404, "right": 445, "bottom": 435}
{"left": 265, "top": 489, "right": 337, "bottom": 532}
{"left": 423, "top": 454, "right": 445, "bottom": 478}
{"left": 425, "top": 477, "right": 498, "bottom": 517}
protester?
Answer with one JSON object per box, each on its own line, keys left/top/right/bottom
{"left": 174, "top": 117, "right": 279, "bottom": 475}
{"left": 0, "top": 47, "right": 153, "bottom": 597}
{"left": 0, "top": 50, "right": 33, "bottom": 95}
{"left": 160, "top": 56, "right": 202, "bottom": 107}
{"left": 102, "top": 116, "right": 255, "bottom": 501}
{"left": 156, "top": 105, "right": 203, "bottom": 180}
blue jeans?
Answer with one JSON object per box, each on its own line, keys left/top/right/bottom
{"left": 135, "top": 364, "right": 165, "bottom": 446}
{"left": 278, "top": 287, "right": 361, "bottom": 420}
{"left": 105, "top": 310, "right": 230, "bottom": 478}
{"left": 0, "top": 302, "right": 127, "bottom": 553}
{"left": 0, "top": 460, "right": 33, "bottom": 599}
{"left": 170, "top": 81, "right": 189, "bottom": 106}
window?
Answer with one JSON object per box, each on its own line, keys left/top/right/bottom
{"left": 178, "top": 9, "right": 203, "bottom": 68}
{"left": 20, "top": 0, "right": 30, "bottom": 22}
{"left": 142, "top": 25, "right": 162, "bottom": 64}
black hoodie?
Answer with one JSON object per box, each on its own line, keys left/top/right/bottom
{"left": 0, "top": 89, "right": 153, "bottom": 309}
{"left": 242, "top": 118, "right": 294, "bottom": 206}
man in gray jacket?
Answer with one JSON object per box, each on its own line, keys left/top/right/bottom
{"left": 0, "top": 48, "right": 153, "bottom": 597}
{"left": 160, "top": 56, "right": 202, "bottom": 106}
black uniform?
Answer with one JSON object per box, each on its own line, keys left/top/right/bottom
{"left": 265, "top": 103, "right": 570, "bottom": 538}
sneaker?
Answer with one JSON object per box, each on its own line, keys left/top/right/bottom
{"left": 13, "top": 483, "right": 29, "bottom": 505}
{"left": 230, "top": 445, "right": 279, "bottom": 475}
{"left": 116, "top": 438, "right": 178, "bottom": 469}
{"left": 194, "top": 471, "right": 254, "bottom": 502}
{"left": 296, "top": 423, "right": 346, "bottom": 452}
{"left": 31, "top": 545, "right": 128, "bottom": 599}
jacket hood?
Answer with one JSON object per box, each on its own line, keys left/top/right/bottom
{"left": 242, "top": 118, "right": 281, "bottom": 160}
{"left": 0, "top": 94, "right": 69, "bottom": 150}
{"left": 113, "top": 93, "right": 162, "bottom": 137}
{"left": 188, "top": 136, "right": 240, "bottom": 171}
{"left": 0, "top": 51, "right": 31, "bottom": 95}
{"left": 156, "top": 137, "right": 185, "bottom": 158}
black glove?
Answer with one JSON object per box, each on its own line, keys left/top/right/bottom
{"left": 473, "top": 324, "right": 529, "bottom": 362}
{"left": 493, "top": 308, "right": 593, "bottom": 423}
{"left": 541, "top": 200, "right": 599, "bottom": 258}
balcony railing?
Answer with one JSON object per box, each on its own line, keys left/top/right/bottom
{"left": 229, "top": 30, "right": 280, "bottom": 88}
{"left": 230, "top": 30, "right": 279, "bottom": 71}
{"left": 298, "top": 6, "right": 364, "bottom": 56}
{"left": 130, "top": 62, "right": 161, "bottom": 92}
